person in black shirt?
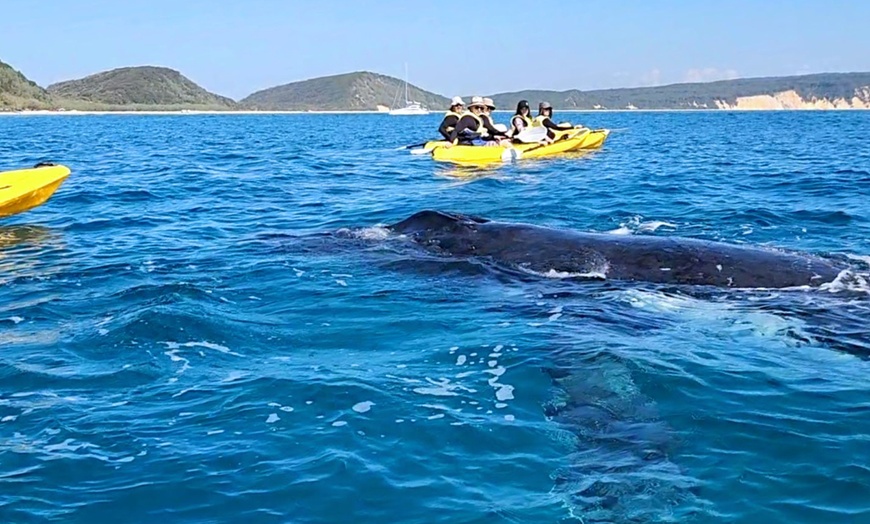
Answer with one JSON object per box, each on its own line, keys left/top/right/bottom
{"left": 438, "top": 96, "right": 465, "bottom": 140}
{"left": 533, "top": 101, "right": 577, "bottom": 141}
{"left": 445, "top": 96, "right": 508, "bottom": 146}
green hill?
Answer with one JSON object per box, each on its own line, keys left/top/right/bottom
{"left": 240, "top": 71, "right": 450, "bottom": 111}
{"left": 0, "top": 59, "right": 52, "bottom": 110}
{"left": 46, "top": 66, "right": 237, "bottom": 110}
{"left": 486, "top": 72, "right": 870, "bottom": 110}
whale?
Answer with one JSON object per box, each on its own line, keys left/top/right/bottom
{"left": 385, "top": 210, "right": 848, "bottom": 289}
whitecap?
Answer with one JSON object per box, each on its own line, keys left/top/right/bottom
{"left": 352, "top": 401, "right": 374, "bottom": 413}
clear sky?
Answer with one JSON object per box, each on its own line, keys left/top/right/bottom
{"left": 2, "top": 0, "right": 868, "bottom": 100}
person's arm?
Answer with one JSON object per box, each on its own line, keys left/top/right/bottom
{"left": 482, "top": 116, "right": 507, "bottom": 137}
{"left": 542, "top": 117, "right": 572, "bottom": 131}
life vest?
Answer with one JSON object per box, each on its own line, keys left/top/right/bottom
{"left": 511, "top": 114, "right": 532, "bottom": 131}
{"left": 460, "top": 111, "right": 485, "bottom": 134}
{"left": 532, "top": 115, "right": 550, "bottom": 127}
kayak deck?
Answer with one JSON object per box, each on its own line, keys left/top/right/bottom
{"left": 0, "top": 163, "right": 71, "bottom": 218}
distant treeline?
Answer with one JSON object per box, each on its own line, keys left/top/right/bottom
{"left": 2, "top": 58, "right": 869, "bottom": 112}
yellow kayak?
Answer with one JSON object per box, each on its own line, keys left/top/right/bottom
{"left": 572, "top": 128, "right": 609, "bottom": 150}
{"left": 0, "top": 163, "right": 71, "bottom": 218}
{"left": 431, "top": 129, "right": 593, "bottom": 165}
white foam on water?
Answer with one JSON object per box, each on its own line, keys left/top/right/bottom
{"left": 493, "top": 344, "right": 504, "bottom": 353}
{"left": 2, "top": 415, "right": 17, "bottom": 422}
{"left": 7, "top": 316, "right": 24, "bottom": 324}
{"left": 504, "top": 414, "right": 515, "bottom": 421}
{"left": 495, "top": 384, "right": 515, "bottom": 401}
{"left": 266, "top": 413, "right": 279, "bottom": 424}
{"left": 395, "top": 419, "right": 405, "bottom": 423}
{"left": 638, "top": 220, "right": 677, "bottom": 232}
{"left": 352, "top": 401, "right": 374, "bottom": 413}
{"left": 520, "top": 266, "right": 608, "bottom": 280}
{"left": 819, "top": 269, "right": 870, "bottom": 295}
{"left": 207, "top": 430, "right": 224, "bottom": 436}
{"left": 306, "top": 401, "right": 313, "bottom": 405}
{"left": 163, "top": 341, "right": 243, "bottom": 357}
{"left": 268, "top": 402, "right": 281, "bottom": 408}
{"left": 549, "top": 313, "right": 563, "bottom": 322}
{"left": 280, "top": 406, "right": 294, "bottom": 412}
{"left": 335, "top": 280, "right": 347, "bottom": 287}
{"left": 495, "top": 403, "right": 508, "bottom": 409}
{"left": 413, "top": 377, "right": 477, "bottom": 396}
{"left": 332, "top": 420, "right": 348, "bottom": 427}
{"left": 293, "top": 268, "right": 305, "bottom": 277}
{"left": 455, "top": 355, "right": 467, "bottom": 366}
{"left": 164, "top": 349, "right": 190, "bottom": 375}
{"left": 354, "top": 226, "right": 391, "bottom": 241}
{"left": 487, "top": 360, "right": 498, "bottom": 367}
{"left": 427, "top": 414, "right": 445, "bottom": 420}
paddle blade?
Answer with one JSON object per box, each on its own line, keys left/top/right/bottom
{"left": 514, "top": 127, "right": 548, "bottom": 143}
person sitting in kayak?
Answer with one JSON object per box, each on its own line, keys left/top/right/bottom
{"left": 445, "top": 97, "right": 508, "bottom": 147}
{"left": 479, "top": 97, "right": 510, "bottom": 145}
{"left": 438, "top": 96, "right": 465, "bottom": 140}
{"left": 532, "top": 101, "right": 576, "bottom": 142}
{"left": 507, "top": 100, "right": 533, "bottom": 138}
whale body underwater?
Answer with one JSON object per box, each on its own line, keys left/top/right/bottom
{"left": 383, "top": 210, "right": 848, "bottom": 289}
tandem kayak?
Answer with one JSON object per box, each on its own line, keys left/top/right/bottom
{"left": 0, "top": 163, "right": 71, "bottom": 219}
{"left": 429, "top": 128, "right": 608, "bottom": 165}
{"left": 415, "top": 127, "right": 609, "bottom": 162}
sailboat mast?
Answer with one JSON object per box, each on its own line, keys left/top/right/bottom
{"left": 404, "top": 62, "right": 409, "bottom": 103}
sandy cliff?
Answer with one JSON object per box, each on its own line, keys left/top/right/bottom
{"left": 714, "top": 86, "right": 870, "bottom": 110}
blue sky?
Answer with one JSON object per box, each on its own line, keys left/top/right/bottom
{"left": 2, "top": 0, "right": 868, "bottom": 100}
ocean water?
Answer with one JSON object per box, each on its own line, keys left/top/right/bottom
{"left": 1, "top": 111, "right": 869, "bottom": 523}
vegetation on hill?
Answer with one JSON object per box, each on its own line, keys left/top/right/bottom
{"left": 486, "top": 72, "right": 870, "bottom": 110}
{"left": 240, "top": 71, "right": 450, "bottom": 111}
{"left": 46, "top": 66, "right": 237, "bottom": 109}
{"left": 0, "top": 60, "right": 52, "bottom": 110}
{"left": 3, "top": 56, "right": 870, "bottom": 112}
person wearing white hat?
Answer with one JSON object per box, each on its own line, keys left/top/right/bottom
{"left": 437, "top": 96, "right": 466, "bottom": 140}
{"left": 444, "top": 96, "right": 510, "bottom": 147}
{"left": 480, "top": 97, "right": 509, "bottom": 140}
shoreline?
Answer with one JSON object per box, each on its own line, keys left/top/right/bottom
{"left": 2, "top": 107, "right": 869, "bottom": 116}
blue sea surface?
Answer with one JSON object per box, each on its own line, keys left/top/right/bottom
{"left": 1, "top": 111, "right": 869, "bottom": 523}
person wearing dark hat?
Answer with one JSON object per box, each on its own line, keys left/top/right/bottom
{"left": 532, "top": 101, "right": 576, "bottom": 141}
{"left": 438, "top": 96, "right": 465, "bottom": 140}
{"left": 508, "top": 100, "right": 533, "bottom": 137}
{"left": 445, "top": 96, "right": 508, "bottom": 147}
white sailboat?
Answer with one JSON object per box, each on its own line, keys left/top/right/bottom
{"left": 389, "top": 63, "right": 430, "bottom": 116}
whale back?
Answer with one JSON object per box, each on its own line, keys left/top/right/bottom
{"left": 388, "top": 210, "right": 488, "bottom": 236}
